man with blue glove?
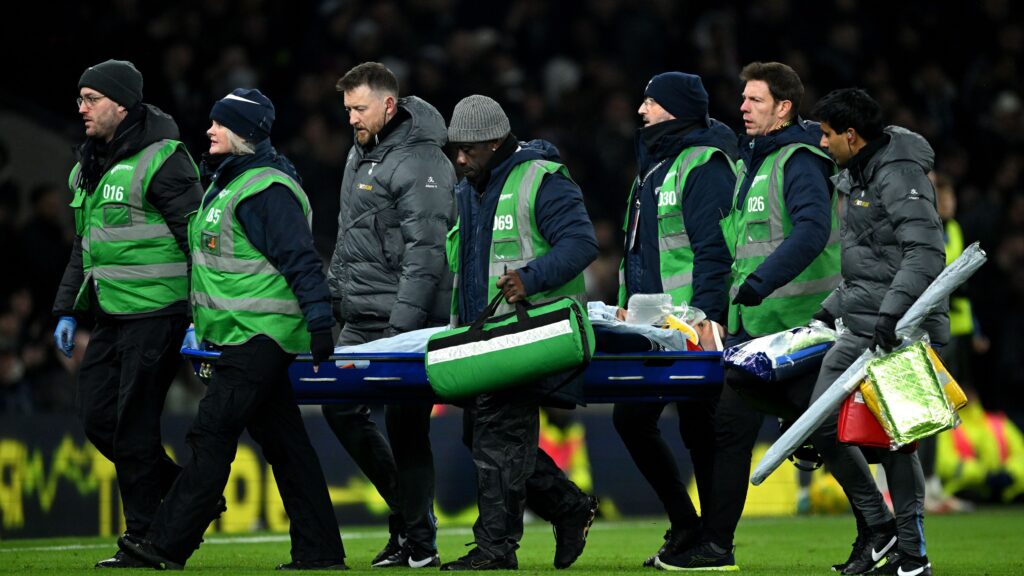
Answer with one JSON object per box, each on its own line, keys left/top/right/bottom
{"left": 52, "top": 59, "right": 202, "bottom": 568}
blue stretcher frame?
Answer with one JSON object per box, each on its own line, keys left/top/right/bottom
{"left": 182, "top": 348, "right": 724, "bottom": 404}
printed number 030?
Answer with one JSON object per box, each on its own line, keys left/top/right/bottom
{"left": 493, "top": 214, "right": 514, "bottom": 231}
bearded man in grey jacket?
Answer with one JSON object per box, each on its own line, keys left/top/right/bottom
{"left": 324, "top": 62, "right": 456, "bottom": 569}
{"left": 809, "top": 88, "right": 946, "bottom": 576}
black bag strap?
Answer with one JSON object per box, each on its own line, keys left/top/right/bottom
{"left": 469, "top": 293, "right": 533, "bottom": 332}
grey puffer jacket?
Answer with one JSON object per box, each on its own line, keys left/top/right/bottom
{"left": 821, "top": 126, "right": 948, "bottom": 345}
{"left": 329, "top": 96, "right": 456, "bottom": 333}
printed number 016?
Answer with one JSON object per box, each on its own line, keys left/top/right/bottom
{"left": 102, "top": 184, "right": 125, "bottom": 201}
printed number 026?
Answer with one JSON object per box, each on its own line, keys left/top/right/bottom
{"left": 747, "top": 195, "right": 765, "bottom": 212}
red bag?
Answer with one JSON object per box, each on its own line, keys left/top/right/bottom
{"left": 838, "top": 391, "right": 891, "bottom": 448}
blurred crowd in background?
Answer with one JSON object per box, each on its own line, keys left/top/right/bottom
{"left": 1, "top": 0, "right": 1022, "bottom": 428}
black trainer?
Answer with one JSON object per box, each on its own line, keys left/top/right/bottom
{"left": 439, "top": 548, "right": 518, "bottom": 571}
{"left": 553, "top": 495, "right": 599, "bottom": 569}
{"left": 95, "top": 549, "right": 150, "bottom": 568}
{"left": 642, "top": 527, "right": 701, "bottom": 568}
{"left": 371, "top": 544, "right": 440, "bottom": 569}
{"left": 833, "top": 522, "right": 897, "bottom": 574}
{"left": 276, "top": 559, "right": 350, "bottom": 570}
{"left": 654, "top": 541, "right": 738, "bottom": 571}
{"left": 370, "top": 533, "right": 407, "bottom": 567}
{"left": 116, "top": 534, "right": 184, "bottom": 571}
{"left": 865, "top": 550, "right": 931, "bottom": 576}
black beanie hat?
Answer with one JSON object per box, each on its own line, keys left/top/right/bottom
{"left": 210, "top": 88, "right": 275, "bottom": 143}
{"left": 644, "top": 72, "right": 710, "bottom": 126}
{"left": 79, "top": 59, "right": 143, "bottom": 108}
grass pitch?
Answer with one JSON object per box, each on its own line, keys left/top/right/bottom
{"left": 1, "top": 508, "right": 1022, "bottom": 574}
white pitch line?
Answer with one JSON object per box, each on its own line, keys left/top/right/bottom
{"left": 0, "top": 527, "right": 470, "bottom": 553}
{"left": 0, "top": 520, "right": 654, "bottom": 554}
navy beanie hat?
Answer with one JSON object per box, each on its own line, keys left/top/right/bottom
{"left": 210, "top": 88, "right": 275, "bottom": 143}
{"left": 79, "top": 59, "right": 144, "bottom": 108}
{"left": 644, "top": 72, "right": 710, "bottom": 126}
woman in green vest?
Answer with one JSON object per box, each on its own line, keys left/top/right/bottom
{"left": 118, "top": 89, "right": 345, "bottom": 571}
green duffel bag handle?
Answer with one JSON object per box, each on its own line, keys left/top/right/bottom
{"left": 427, "top": 292, "right": 593, "bottom": 400}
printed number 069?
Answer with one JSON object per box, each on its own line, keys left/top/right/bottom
{"left": 493, "top": 214, "right": 514, "bottom": 231}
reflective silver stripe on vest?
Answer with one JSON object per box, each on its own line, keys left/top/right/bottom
{"left": 219, "top": 168, "right": 304, "bottom": 257}
{"left": 489, "top": 259, "right": 528, "bottom": 278}
{"left": 765, "top": 273, "right": 842, "bottom": 299}
{"left": 91, "top": 223, "right": 178, "bottom": 243}
{"left": 734, "top": 226, "right": 840, "bottom": 259}
{"left": 764, "top": 144, "right": 794, "bottom": 244}
{"left": 70, "top": 164, "right": 82, "bottom": 189}
{"left": 449, "top": 272, "right": 460, "bottom": 328}
{"left": 656, "top": 147, "right": 710, "bottom": 252}
{"left": 663, "top": 272, "right": 694, "bottom": 292}
{"left": 127, "top": 141, "right": 175, "bottom": 225}
{"left": 514, "top": 161, "right": 550, "bottom": 262}
{"left": 92, "top": 262, "right": 187, "bottom": 280}
{"left": 734, "top": 144, "right": 839, "bottom": 260}
{"left": 82, "top": 232, "right": 90, "bottom": 252}
{"left": 192, "top": 291, "right": 302, "bottom": 315}
{"left": 658, "top": 233, "right": 691, "bottom": 251}
{"left": 193, "top": 250, "right": 278, "bottom": 274}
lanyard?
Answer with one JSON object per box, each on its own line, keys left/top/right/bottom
{"left": 628, "top": 159, "right": 668, "bottom": 251}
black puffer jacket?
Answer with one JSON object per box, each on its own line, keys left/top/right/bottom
{"left": 821, "top": 126, "right": 949, "bottom": 344}
{"left": 53, "top": 104, "right": 202, "bottom": 318}
{"left": 329, "top": 96, "right": 456, "bottom": 333}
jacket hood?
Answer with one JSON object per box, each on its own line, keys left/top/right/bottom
{"left": 511, "top": 139, "right": 561, "bottom": 163}
{"left": 863, "top": 126, "right": 935, "bottom": 181}
{"left": 122, "top": 104, "right": 181, "bottom": 149}
{"left": 685, "top": 118, "right": 740, "bottom": 160}
{"left": 637, "top": 117, "right": 739, "bottom": 163}
{"left": 490, "top": 139, "right": 561, "bottom": 183}
{"left": 357, "top": 96, "right": 448, "bottom": 161}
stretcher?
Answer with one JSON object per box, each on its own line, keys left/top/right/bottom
{"left": 182, "top": 348, "right": 723, "bottom": 404}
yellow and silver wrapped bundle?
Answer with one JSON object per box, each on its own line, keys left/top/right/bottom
{"left": 862, "top": 341, "right": 958, "bottom": 448}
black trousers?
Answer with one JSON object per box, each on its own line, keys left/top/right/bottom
{"left": 461, "top": 391, "right": 589, "bottom": 558}
{"left": 77, "top": 315, "right": 187, "bottom": 537}
{"left": 612, "top": 398, "right": 717, "bottom": 530}
{"left": 321, "top": 323, "right": 437, "bottom": 553}
{"left": 147, "top": 336, "right": 344, "bottom": 565}
{"left": 702, "top": 335, "right": 816, "bottom": 549}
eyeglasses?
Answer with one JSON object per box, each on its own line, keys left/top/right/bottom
{"left": 76, "top": 94, "right": 107, "bottom": 108}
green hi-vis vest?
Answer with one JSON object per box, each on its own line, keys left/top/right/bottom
{"left": 945, "top": 219, "right": 973, "bottom": 336}
{"left": 446, "top": 160, "right": 588, "bottom": 324}
{"left": 68, "top": 139, "right": 196, "bottom": 315}
{"left": 190, "top": 168, "right": 312, "bottom": 354}
{"left": 617, "top": 146, "right": 737, "bottom": 307}
{"left": 721, "top": 143, "right": 841, "bottom": 337}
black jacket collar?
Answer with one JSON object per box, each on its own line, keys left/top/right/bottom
{"left": 846, "top": 133, "right": 891, "bottom": 185}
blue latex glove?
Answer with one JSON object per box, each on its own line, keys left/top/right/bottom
{"left": 54, "top": 316, "right": 77, "bottom": 358}
{"left": 181, "top": 325, "right": 198, "bottom": 351}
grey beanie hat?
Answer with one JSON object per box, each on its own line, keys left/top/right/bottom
{"left": 448, "top": 95, "right": 511, "bottom": 143}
